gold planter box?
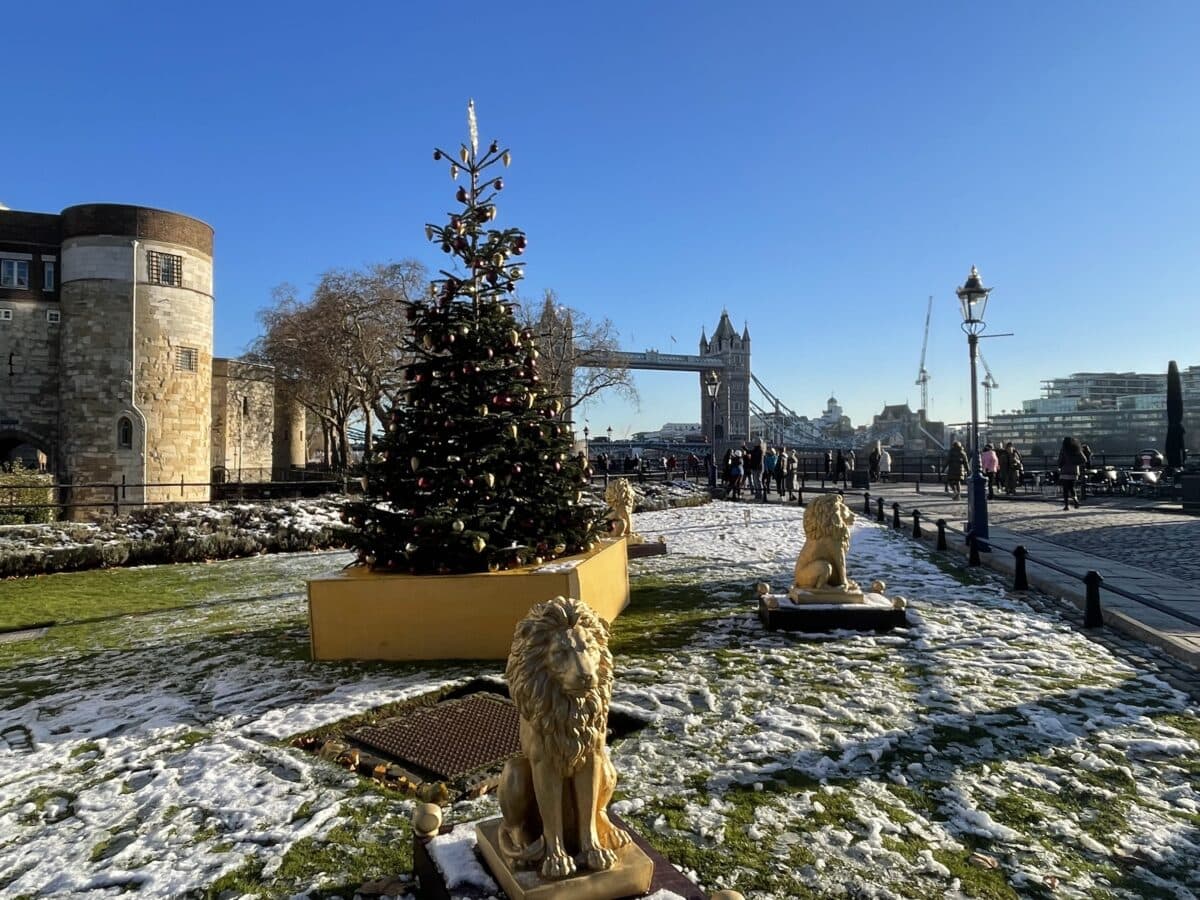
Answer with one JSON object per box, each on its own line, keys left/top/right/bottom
{"left": 307, "top": 538, "right": 630, "bottom": 661}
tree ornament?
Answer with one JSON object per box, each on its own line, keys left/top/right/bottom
{"left": 489, "top": 140, "right": 499, "bottom": 153}
{"left": 508, "top": 424, "right": 519, "bottom": 439}
{"left": 423, "top": 334, "right": 435, "bottom": 350}
{"left": 410, "top": 456, "right": 421, "bottom": 472}
{"left": 450, "top": 163, "right": 459, "bottom": 180}
{"left": 482, "top": 472, "right": 495, "bottom": 488}
{"left": 406, "top": 542, "right": 418, "bottom": 553}
{"left": 502, "top": 150, "right": 511, "bottom": 167}
{"left": 452, "top": 520, "right": 465, "bottom": 533}
{"left": 553, "top": 543, "right": 566, "bottom": 556}
{"left": 433, "top": 149, "right": 442, "bottom": 160}
{"left": 477, "top": 404, "right": 489, "bottom": 416}
{"left": 459, "top": 146, "right": 469, "bottom": 163}
{"left": 425, "top": 225, "right": 434, "bottom": 241}
{"left": 493, "top": 178, "right": 504, "bottom": 191}
{"left": 456, "top": 186, "right": 468, "bottom": 203}
{"left": 472, "top": 536, "right": 487, "bottom": 553}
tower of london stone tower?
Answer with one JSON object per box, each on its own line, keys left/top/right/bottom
{"left": 0, "top": 203, "right": 303, "bottom": 514}
{"left": 699, "top": 311, "right": 751, "bottom": 449}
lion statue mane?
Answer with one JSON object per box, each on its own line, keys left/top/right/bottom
{"left": 792, "top": 492, "right": 859, "bottom": 594}
{"left": 498, "top": 595, "right": 631, "bottom": 880}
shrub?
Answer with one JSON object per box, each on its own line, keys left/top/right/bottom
{"left": 0, "top": 461, "right": 56, "bottom": 524}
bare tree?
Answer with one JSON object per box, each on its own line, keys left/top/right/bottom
{"left": 518, "top": 289, "right": 636, "bottom": 419}
{"left": 250, "top": 261, "right": 425, "bottom": 467}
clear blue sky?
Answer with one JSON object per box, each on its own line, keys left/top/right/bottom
{"left": 7, "top": 2, "right": 1199, "bottom": 436}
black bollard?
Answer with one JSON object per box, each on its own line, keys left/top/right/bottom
{"left": 1084, "top": 571, "right": 1104, "bottom": 628}
{"left": 1013, "top": 546, "right": 1029, "bottom": 590}
{"left": 876, "top": 496, "right": 885, "bottom": 522}
{"left": 797, "top": 485, "right": 804, "bottom": 506}
{"left": 968, "top": 532, "right": 981, "bottom": 566}
{"left": 912, "top": 509, "right": 922, "bottom": 539}
{"left": 892, "top": 502, "right": 901, "bottom": 530}
{"left": 864, "top": 492, "right": 871, "bottom": 515}
{"left": 936, "top": 519, "right": 948, "bottom": 551}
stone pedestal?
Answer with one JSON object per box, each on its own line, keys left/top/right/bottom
{"left": 413, "top": 815, "right": 704, "bottom": 899}
{"left": 759, "top": 592, "right": 909, "bottom": 632}
{"left": 474, "top": 818, "right": 654, "bottom": 900}
{"left": 626, "top": 541, "right": 667, "bottom": 560}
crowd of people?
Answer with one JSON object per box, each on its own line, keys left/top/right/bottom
{"left": 720, "top": 441, "right": 802, "bottom": 501}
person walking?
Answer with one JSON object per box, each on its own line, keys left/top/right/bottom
{"left": 834, "top": 449, "right": 847, "bottom": 483}
{"left": 1003, "top": 442, "right": 1023, "bottom": 495}
{"left": 868, "top": 444, "right": 881, "bottom": 482}
{"left": 729, "top": 449, "right": 744, "bottom": 499}
{"left": 981, "top": 443, "right": 999, "bottom": 499}
{"left": 763, "top": 446, "right": 777, "bottom": 498}
{"left": 748, "top": 440, "right": 765, "bottom": 501}
{"left": 879, "top": 446, "right": 892, "bottom": 483}
{"left": 1057, "top": 436, "right": 1086, "bottom": 509}
{"left": 824, "top": 449, "right": 833, "bottom": 480}
{"left": 786, "top": 449, "right": 798, "bottom": 499}
{"left": 945, "top": 440, "right": 970, "bottom": 500}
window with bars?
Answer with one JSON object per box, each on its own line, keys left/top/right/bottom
{"left": 175, "top": 346, "right": 198, "bottom": 372}
{"left": 47, "top": 310, "right": 60, "bottom": 324}
{"left": 147, "top": 250, "right": 183, "bottom": 286}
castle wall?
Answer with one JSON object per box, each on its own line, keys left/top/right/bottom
{"left": 0, "top": 292, "right": 60, "bottom": 459}
{"left": 132, "top": 238, "right": 214, "bottom": 502}
{"left": 212, "top": 358, "right": 275, "bottom": 482}
{"left": 57, "top": 205, "right": 215, "bottom": 514}
{"left": 272, "top": 384, "right": 307, "bottom": 474}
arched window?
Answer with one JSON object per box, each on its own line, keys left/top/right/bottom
{"left": 118, "top": 417, "right": 133, "bottom": 449}
{"left": 242, "top": 397, "right": 249, "bottom": 416}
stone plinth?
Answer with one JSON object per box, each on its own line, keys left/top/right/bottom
{"left": 759, "top": 592, "right": 909, "bottom": 633}
{"left": 626, "top": 541, "right": 667, "bottom": 560}
{"left": 474, "top": 818, "right": 653, "bottom": 900}
{"left": 412, "top": 815, "right": 704, "bottom": 900}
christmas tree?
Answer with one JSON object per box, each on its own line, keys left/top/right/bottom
{"left": 347, "top": 102, "right": 604, "bottom": 575}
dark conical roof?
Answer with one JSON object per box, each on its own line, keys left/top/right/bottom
{"left": 713, "top": 311, "right": 737, "bottom": 341}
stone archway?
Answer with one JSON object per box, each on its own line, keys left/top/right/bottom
{"left": 0, "top": 427, "right": 52, "bottom": 472}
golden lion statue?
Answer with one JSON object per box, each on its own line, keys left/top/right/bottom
{"left": 792, "top": 493, "right": 860, "bottom": 596}
{"left": 603, "top": 477, "right": 643, "bottom": 544}
{"left": 498, "top": 596, "right": 631, "bottom": 879}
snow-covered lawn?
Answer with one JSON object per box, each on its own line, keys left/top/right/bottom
{"left": 1, "top": 503, "right": 1197, "bottom": 899}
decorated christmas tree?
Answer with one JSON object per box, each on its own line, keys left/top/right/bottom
{"left": 347, "top": 102, "right": 604, "bottom": 575}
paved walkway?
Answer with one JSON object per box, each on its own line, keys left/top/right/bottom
{"left": 739, "top": 477, "right": 1200, "bottom": 679}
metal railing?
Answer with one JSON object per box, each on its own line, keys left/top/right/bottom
{"left": 854, "top": 488, "right": 1200, "bottom": 632}
{"left": 1, "top": 475, "right": 347, "bottom": 519}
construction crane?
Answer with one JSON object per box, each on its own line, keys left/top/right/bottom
{"left": 979, "top": 350, "right": 999, "bottom": 422}
{"left": 914, "top": 296, "right": 932, "bottom": 413}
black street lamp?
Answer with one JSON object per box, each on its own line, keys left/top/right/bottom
{"left": 705, "top": 369, "right": 721, "bottom": 486}
{"left": 956, "top": 265, "right": 992, "bottom": 549}
{"left": 583, "top": 425, "right": 589, "bottom": 461}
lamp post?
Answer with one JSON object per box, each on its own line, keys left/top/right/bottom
{"left": 583, "top": 425, "right": 589, "bottom": 462}
{"left": 705, "top": 369, "right": 721, "bottom": 486}
{"left": 956, "top": 265, "right": 992, "bottom": 550}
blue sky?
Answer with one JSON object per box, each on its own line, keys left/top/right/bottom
{"left": 7, "top": 2, "right": 1199, "bottom": 437}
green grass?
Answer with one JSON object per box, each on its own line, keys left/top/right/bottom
{"left": 608, "top": 574, "right": 738, "bottom": 655}
{"left": 0, "top": 551, "right": 343, "bottom": 631}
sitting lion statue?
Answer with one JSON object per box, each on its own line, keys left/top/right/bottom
{"left": 603, "top": 477, "right": 642, "bottom": 543}
{"left": 498, "top": 596, "right": 631, "bottom": 879}
{"left": 793, "top": 492, "right": 859, "bottom": 594}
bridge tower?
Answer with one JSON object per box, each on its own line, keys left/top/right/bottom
{"left": 699, "top": 311, "right": 750, "bottom": 451}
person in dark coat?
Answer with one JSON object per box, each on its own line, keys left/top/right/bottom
{"left": 1057, "top": 436, "right": 1086, "bottom": 509}
{"left": 748, "top": 440, "right": 765, "bottom": 501}
{"left": 834, "top": 449, "right": 847, "bottom": 482}
{"left": 945, "top": 440, "right": 970, "bottom": 500}
{"left": 868, "top": 444, "right": 881, "bottom": 482}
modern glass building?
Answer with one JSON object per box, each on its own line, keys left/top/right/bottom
{"left": 987, "top": 368, "right": 1199, "bottom": 460}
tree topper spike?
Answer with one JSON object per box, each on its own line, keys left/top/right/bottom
{"left": 467, "top": 99, "right": 478, "bottom": 155}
